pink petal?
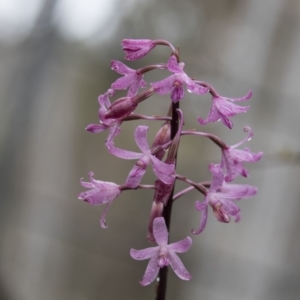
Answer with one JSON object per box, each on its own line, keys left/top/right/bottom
{"left": 134, "top": 125, "right": 150, "bottom": 153}
{"left": 168, "top": 252, "right": 191, "bottom": 281}
{"left": 168, "top": 237, "right": 192, "bottom": 253}
{"left": 150, "top": 155, "right": 175, "bottom": 185}
{"left": 215, "top": 99, "right": 249, "bottom": 116}
{"left": 125, "top": 163, "right": 147, "bottom": 188}
{"left": 208, "top": 163, "right": 224, "bottom": 192}
{"left": 171, "top": 85, "right": 184, "bottom": 103}
{"left": 167, "top": 55, "right": 182, "bottom": 73}
{"left": 105, "top": 123, "right": 121, "bottom": 148}
{"left": 192, "top": 201, "right": 208, "bottom": 235}
{"left": 152, "top": 217, "right": 169, "bottom": 246}
{"left": 111, "top": 74, "right": 136, "bottom": 90}
{"left": 130, "top": 247, "right": 159, "bottom": 260}
{"left": 184, "top": 76, "right": 208, "bottom": 95}
{"left": 231, "top": 148, "right": 262, "bottom": 163}
{"left": 150, "top": 75, "right": 176, "bottom": 95}
{"left": 139, "top": 253, "right": 160, "bottom": 286}
{"left": 98, "top": 89, "right": 114, "bottom": 108}
{"left": 86, "top": 123, "right": 108, "bottom": 133}
{"left": 228, "top": 90, "right": 252, "bottom": 102}
{"left": 218, "top": 198, "right": 240, "bottom": 216}
{"left": 100, "top": 201, "right": 113, "bottom": 228}
{"left": 78, "top": 183, "right": 120, "bottom": 205}
{"left": 111, "top": 60, "right": 134, "bottom": 75}
{"left": 109, "top": 144, "right": 142, "bottom": 160}
{"left": 121, "top": 39, "right": 155, "bottom": 60}
{"left": 220, "top": 184, "right": 257, "bottom": 199}
{"left": 153, "top": 179, "right": 174, "bottom": 205}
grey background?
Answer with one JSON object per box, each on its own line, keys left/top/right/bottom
{"left": 1, "top": 0, "right": 300, "bottom": 299}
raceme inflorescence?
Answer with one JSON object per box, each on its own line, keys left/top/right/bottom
{"left": 78, "top": 39, "right": 263, "bottom": 287}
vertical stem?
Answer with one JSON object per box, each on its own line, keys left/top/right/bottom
{"left": 155, "top": 101, "right": 179, "bottom": 300}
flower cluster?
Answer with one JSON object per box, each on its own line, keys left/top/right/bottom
{"left": 78, "top": 39, "right": 262, "bottom": 286}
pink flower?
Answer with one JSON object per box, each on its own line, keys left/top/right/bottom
{"left": 85, "top": 89, "right": 122, "bottom": 146}
{"left": 111, "top": 60, "right": 147, "bottom": 97}
{"left": 151, "top": 55, "right": 208, "bottom": 103}
{"left": 130, "top": 217, "right": 192, "bottom": 285}
{"left": 198, "top": 90, "right": 252, "bottom": 129}
{"left": 121, "top": 39, "right": 156, "bottom": 60}
{"left": 109, "top": 125, "right": 175, "bottom": 188}
{"left": 78, "top": 172, "right": 121, "bottom": 228}
{"left": 221, "top": 127, "right": 263, "bottom": 182}
{"left": 192, "top": 164, "right": 257, "bottom": 235}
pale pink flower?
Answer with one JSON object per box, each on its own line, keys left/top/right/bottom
{"left": 193, "top": 164, "right": 257, "bottom": 234}
{"left": 151, "top": 55, "right": 208, "bottom": 103}
{"left": 131, "top": 217, "right": 192, "bottom": 285}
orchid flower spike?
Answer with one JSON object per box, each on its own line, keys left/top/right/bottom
{"left": 131, "top": 217, "right": 192, "bottom": 285}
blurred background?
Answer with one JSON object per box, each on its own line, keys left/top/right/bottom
{"left": 1, "top": 0, "right": 300, "bottom": 299}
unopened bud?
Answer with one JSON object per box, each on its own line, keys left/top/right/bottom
{"left": 154, "top": 179, "right": 174, "bottom": 205}
{"left": 104, "top": 97, "right": 137, "bottom": 119}
{"left": 147, "top": 201, "right": 163, "bottom": 243}
{"left": 152, "top": 122, "right": 171, "bottom": 160}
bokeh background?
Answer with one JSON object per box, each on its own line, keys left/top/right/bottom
{"left": 1, "top": 0, "right": 300, "bottom": 299}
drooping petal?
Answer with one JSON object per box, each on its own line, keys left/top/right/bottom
{"left": 105, "top": 122, "right": 121, "bottom": 148}
{"left": 139, "top": 253, "right": 160, "bottom": 286}
{"left": 130, "top": 247, "right": 159, "bottom": 260}
{"left": 100, "top": 201, "right": 113, "bottom": 228}
{"left": 168, "top": 237, "right": 192, "bottom": 253}
{"left": 192, "top": 200, "right": 209, "bottom": 235}
{"left": 168, "top": 252, "right": 191, "bottom": 281}
{"left": 109, "top": 144, "right": 143, "bottom": 160}
{"left": 134, "top": 125, "right": 150, "bottom": 153}
{"left": 150, "top": 155, "right": 175, "bottom": 184}
{"left": 125, "top": 163, "right": 148, "bottom": 188}
{"left": 152, "top": 217, "right": 169, "bottom": 246}
{"left": 85, "top": 123, "right": 108, "bottom": 133}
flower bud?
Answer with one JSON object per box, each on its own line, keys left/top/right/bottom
{"left": 151, "top": 122, "right": 171, "bottom": 160}
{"left": 153, "top": 179, "right": 174, "bottom": 205}
{"left": 104, "top": 97, "right": 137, "bottom": 119}
{"left": 147, "top": 201, "right": 163, "bottom": 243}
